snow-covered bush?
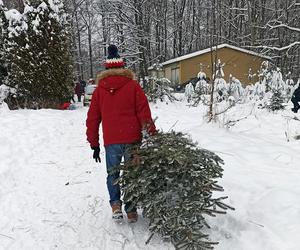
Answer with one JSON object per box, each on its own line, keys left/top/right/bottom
{"left": 190, "top": 70, "right": 245, "bottom": 109}
{"left": 197, "top": 70, "right": 206, "bottom": 81}
{"left": 192, "top": 77, "right": 210, "bottom": 106}
{"left": 146, "top": 77, "right": 177, "bottom": 103}
{"left": 243, "top": 82, "right": 266, "bottom": 102}
{"left": 195, "top": 70, "right": 210, "bottom": 96}
{"left": 0, "top": 84, "right": 14, "bottom": 104}
{"left": 195, "top": 78, "right": 210, "bottom": 95}
{"left": 215, "top": 77, "right": 228, "bottom": 102}
{"left": 284, "top": 72, "right": 296, "bottom": 101}
{"left": 184, "top": 82, "right": 195, "bottom": 103}
{"left": 228, "top": 75, "right": 243, "bottom": 103}
{"left": 267, "top": 88, "right": 285, "bottom": 111}
{"left": 262, "top": 68, "right": 289, "bottom": 111}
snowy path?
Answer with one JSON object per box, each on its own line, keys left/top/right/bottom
{"left": 0, "top": 101, "right": 300, "bottom": 250}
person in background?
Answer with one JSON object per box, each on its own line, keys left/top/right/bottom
{"left": 88, "top": 78, "right": 95, "bottom": 85}
{"left": 291, "top": 85, "right": 300, "bottom": 113}
{"left": 86, "top": 44, "right": 156, "bottom": 223}
{"left": 75, "top": 82, "right": 83, "bottom": 102}
{"left": 80, "top": 80, "right": 87, "bottom": 94}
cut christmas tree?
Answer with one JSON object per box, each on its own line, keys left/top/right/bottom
{"left": 115, "top": 131, "right": 234, "bottom": 250}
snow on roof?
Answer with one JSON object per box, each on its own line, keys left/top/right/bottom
{"left": 23, "top": 4, "right": 34, "bottom": 14}
{"left": 149, "top": 44, "right": 271, "bottom": 70}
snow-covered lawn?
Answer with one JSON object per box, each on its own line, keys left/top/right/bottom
{"left": 0, "top": 99, "right": 300, "bottom": 250}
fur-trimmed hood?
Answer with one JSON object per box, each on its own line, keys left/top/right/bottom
{"left": 98, "top": 68, "right": 135, "bottom": 81}
{"left": 97, "top": 68, "right": 135, "bottom": 94}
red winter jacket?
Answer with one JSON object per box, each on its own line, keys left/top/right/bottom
{"left": 86, "top": 68, "right": 156, "bottom": 147}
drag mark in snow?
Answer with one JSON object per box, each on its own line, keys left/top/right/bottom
{"left": 0, "top": 233, "right": 15, "bottom": 240}
{"left": 247, "top": 220, "right": 264, "bottom": 228}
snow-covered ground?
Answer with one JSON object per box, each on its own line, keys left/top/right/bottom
{"left": 0, "top": 98, "right": 300, "bottom": 250}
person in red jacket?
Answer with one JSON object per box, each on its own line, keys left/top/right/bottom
{"left": 86, "top": 45, "right": 156, "bottom": 223}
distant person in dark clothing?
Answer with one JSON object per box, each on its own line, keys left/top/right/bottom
{"left": 75, "top": 82, "right": 83, "bottom": 102}
{"left": 80, "top": 80, "right": 87, "bottom": 94}
{"left": 291, "top": 85, "right": 300, "bottom": 113}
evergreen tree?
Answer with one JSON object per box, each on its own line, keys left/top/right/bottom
{"left": 0, "top": 0, "right": 8, "bottom": 86}
{"left": 146, "top": 77, "right": 177, "bottom": 104}
{"left": 6, "top": 0, "right": 74, "bottom": 109}
{"left": 267, "top": 88, "right": 285, "bottom": 111}
{"left": 117, "top": 131, "right": 234, "bottom": 250}
{"left": 185, "top": 82, "right": 195, "bottom": 103}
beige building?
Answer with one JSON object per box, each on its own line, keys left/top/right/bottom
{"left": 149, "top": 44, "right": 271, "bottom": 86}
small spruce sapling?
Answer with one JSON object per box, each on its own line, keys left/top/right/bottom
{"left": 267, "top": 88, "right": 285, "bottom": 111}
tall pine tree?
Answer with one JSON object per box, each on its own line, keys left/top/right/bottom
{"left": 0, "top": 0, "right": 8, "bottom": 86}
{"left": 6, "top": 0, "right": 74, "bottom": 109}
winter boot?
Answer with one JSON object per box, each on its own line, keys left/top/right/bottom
{"left": 127, "top": 212, "right": 138, "bottom": 223}
{"left": 111, "top": 203, "right": 123, "bottom": 220}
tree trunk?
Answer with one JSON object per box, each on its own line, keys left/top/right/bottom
{"left": 88, "top": 27, "right": 93, "bottom": 78}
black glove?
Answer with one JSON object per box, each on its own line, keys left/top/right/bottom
{"left": 91, "top": 146, "right": 101, "bottom": 163}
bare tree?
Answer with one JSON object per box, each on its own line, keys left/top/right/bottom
{"left": 4, "top": 0, "right": 298, "bottom": 81}
{"left": 2, "top": 0, "right": 24, "bottom": 11}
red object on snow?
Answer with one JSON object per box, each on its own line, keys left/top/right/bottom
{"left": 60, "top": 102, "right": 71, "bottom": 110}
{"left": 86, "top": 68, "right": 156, "bottom": 147}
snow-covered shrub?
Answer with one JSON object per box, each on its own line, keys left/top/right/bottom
{"left": 194, "top": 71, "right": 210, "bottom": 95}
{"left": 195, "top": 78, "right": 210, "bottom": 95}
{"left": 146, "top": 77, "right": 177, "bottom": 103}
{"left": 228, "top": 76, "right": 243, "bottom": 102}
{"left": 249, "top": 82, "right": 266, "bottom": 101}
{"left": 243, "top": 84, "right": 254, "bottom": 101}
{"left": 285, "top": 82, "right": 295, "bottom": 101}
{"left": 192, "top": 79, "right": 210, "bottom": 106}
{"left": 191, "top": 71, "right": 245, "bottom": 109}
{"left": 0, "top": 84, "right": 13, "bottom": 104}
{"left": 215, "top": 77, "right": 228, "bottom": 102}
{"left": 184, "top": 82, "right": 195, "bottom": 103}
{"left": 258, "top": 61, "right": 272, "bottom": 92}
{"left": 197, "top": 70, "right": 206, "bottom": 81}
{"left": 267, "top": 89, "right": 285, "bottom": 111}
{"left": 228, "top": 96, "right": 236, "bottom": 106}
{"left": 242, "top": 62, "right": 295, "bottom": 109}
{"left": 265, "top": 68, "right": 289, "bottom": 111}
{"left": 284, "top": 72, "right": 296, "bottom": 101}
{"left": 117, "top": 131, "right": 234, "bottom": 250}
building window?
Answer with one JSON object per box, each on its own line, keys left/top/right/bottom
{"left": 171, "top": 67, "right": 179, "bottom": 84}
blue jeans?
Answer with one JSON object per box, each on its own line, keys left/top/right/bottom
{"left": 105, "top": 144, "right": 136, "bottom": 213}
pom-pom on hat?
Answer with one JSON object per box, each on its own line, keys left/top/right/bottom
{"left": 104, "top": 44, "right": 125, "bottom": 69}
